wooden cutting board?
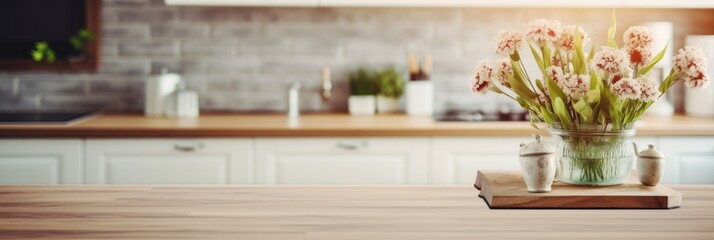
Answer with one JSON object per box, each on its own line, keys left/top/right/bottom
{"left": 474, "top": 170, "right": 682, "bottom": 209}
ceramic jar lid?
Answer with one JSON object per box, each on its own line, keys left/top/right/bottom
{"left": 519, "top": 134, "right": 555, "bottom": 156}
{"left": 638, "top": 144, "right": 665, "bottom": 159}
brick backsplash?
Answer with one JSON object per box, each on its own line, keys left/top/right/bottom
{"left": 1, "top": 0, "right": 713, "bottom": 112}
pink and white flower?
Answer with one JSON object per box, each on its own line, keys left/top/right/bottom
{"left": 592, "top": 46, "right": 632, "bottom": 75}
{"left": 627, "top": 46, "right": 653, "bottom": 67}
{"left": 673, "top": 45, "right": 710, "bottom": 89}
{"left": 494, "top": 59, "right": 513, "bottom": 87}
{"left": 546, "top": 66, "right": 564, "bottom": 83}
{"left": 525, "top": 19, "right": 562, "bottom": 45}
{"left": 559, "top": 73, "right": 590, "bottom": 99}
{"left": 557, "top": 25, "right": 590, "bottom": 52}
{"left": 623, "top": 26, "right": 654, "bottom": 50}
{"left": 536, "top": 91, "right": 549, "bottom": 104}
{"left": 494, "top": 30, "right": 524, "bottom": 57}
{"left": 637, "top": 76, "right": 660, "bottom": 102}
{"left": 611, "top": 77, "right": 641, "bottom": 100}
{"left": 471, "top": 60, "right": 493, "bottom": 94}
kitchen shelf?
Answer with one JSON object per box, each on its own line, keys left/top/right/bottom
{"left": 165, "top": 0, "right": 714, "bottom": 8}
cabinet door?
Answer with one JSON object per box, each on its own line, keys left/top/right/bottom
{"left": 432, "top": 137, "right": 531, "bottom": 185}
{"left": 0, "top": 139, "right": 82, "bottom": 184}
{"left": 85, "top": 139, "right": 254, "bottom": 184}
{"left": 255, "top": 137, "right": 430, "bottom": 185}
{"left": 660, "top": 137, "right": 714, "bottom": 184}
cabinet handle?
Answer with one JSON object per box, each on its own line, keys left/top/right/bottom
{"left": 336, "top": 141, "right": 368, "bottom": 150}
{"left": 174, "top": 142, "right": 204, "bottom": 152}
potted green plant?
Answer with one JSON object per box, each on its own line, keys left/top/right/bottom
{"left": 376, "top": 67, "right": 405, "bottom": 113}
{"left": 349, "top": 68, "right": 377, "bottom": 116}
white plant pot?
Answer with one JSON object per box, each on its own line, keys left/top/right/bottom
{"left": 349, "top": 95, "right": 376, "bottom": 116}
{"left": 406, "top": 81, "right": 434, "bottom": 116}
{"left": 376, "top": 96, "right": 400, "bottom": 113}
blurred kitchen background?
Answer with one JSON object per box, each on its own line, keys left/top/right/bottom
{"left": 1, "top": 0, "right": 714, "bottom": 113}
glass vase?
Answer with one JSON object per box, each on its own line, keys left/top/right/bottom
{"left": 549, "top": 124, "right": 636, "bottom": 186}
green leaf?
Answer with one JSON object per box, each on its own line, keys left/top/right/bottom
{"left": 553, "top": 97, "right": 572, "bottom": 129}
{"left": 659, "top": 68, "right": 676, "bottom": 93}
{"left": 542, "top": 46, "right": 552, "bottom": 68}
{"left": 507, "top": 70, "right": 537, "bottom": 101}
{"left": 638, "top": 43, "right": 669, "bottom": 77}
{"left": 573, "top": 26, "right": 587, "bottom": 74}
{"left": 31, "top": 50, "right": 43, "bottom": 62}
{"left": 587, "top": 44, "right": 596, "bottom": 62}
{"left": 528, "top": 42, "right": 546, "bottom": 75}
{"left": 586, "top": 89, "right": 600, "bottom": 105}
{"left": 607, "top": 10, "right": 618, "bottom": 48}
{"left": 574, "top": 99, "right": 593, "bottom": 122}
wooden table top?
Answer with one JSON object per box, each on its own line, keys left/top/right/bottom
{"left": 0, "top": 185, "right": 712, "bottom": 239}
{"left": 1, "top": 113, "right": 713, "bottom": 137}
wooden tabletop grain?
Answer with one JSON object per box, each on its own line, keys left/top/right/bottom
{"left": 0, "top": 185, "right": 712, "bottom": 239}
{"left": 1, "top": 113, "right": 713, "bottom": 137}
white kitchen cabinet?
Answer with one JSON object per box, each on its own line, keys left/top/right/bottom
{"left": 85, "top": 139, "right": 254, "bottom": 184}
{"left": 659, "top": 137, "right": 714, "bottom": 184}
{"left": 255, "top": 137, "right": 430, "bottom": 185}
{"left": 432, "top": 137, "right": 532, "bottom": 185}
{"left": 0, "top": 139, "right": 83, "bottom": 184}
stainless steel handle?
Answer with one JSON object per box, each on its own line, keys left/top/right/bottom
{"left": 336, "top": 141, "right": 368, "bottom": 150}
{"left": 174, "top": 142, "right": 204, "bottom": 152}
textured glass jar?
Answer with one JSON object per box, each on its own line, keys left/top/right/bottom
{"left": 549, "top": 124, "right": 635, "bottom": 186}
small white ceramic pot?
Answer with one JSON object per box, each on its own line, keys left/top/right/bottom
{"left": 519, "top": 134, "right": 558, "bottom": 193}
{"left": 349, "top": 95, "right": 376, "bottom": 116}
{"left": 636, "top": 144, "right": 665, "bottom": 186}
{"left": 376, "top": 96, "right": 400, "bottom": 113}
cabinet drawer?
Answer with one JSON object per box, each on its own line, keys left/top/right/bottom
{"left": 85, "top": 139, "right": 254, "bottom": 184}
{"left": 0, "top": 139, "right": 82, "bottom": 184}
{"left": 255, "top": 137, "right": 430, "bottom": 185}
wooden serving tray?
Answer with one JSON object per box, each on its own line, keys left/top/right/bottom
{"left": 474, "top": 170, "right": 682, "bottom": 209}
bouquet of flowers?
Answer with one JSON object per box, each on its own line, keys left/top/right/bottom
{"left": 471, "top": 12, "right": 710, "bottom": 185}
{"left": 470, "top": 13, "right": 709, "bottom": 130}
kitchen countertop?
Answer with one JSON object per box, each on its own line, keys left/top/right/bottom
{"left": 1, "top": 113, "right": 714, "bottom": 137}
{"left": 0, "top": 185, "right": 712, "bottom": 239}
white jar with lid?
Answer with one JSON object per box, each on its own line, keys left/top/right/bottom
{"left": 637, "top": 144, "right": 665, "bottom": 186}
{"left": 519, "top": 134, "right": 560, "bottom": 193}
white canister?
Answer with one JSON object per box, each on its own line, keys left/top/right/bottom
{"left": 685, "top": 35, "right": 714, "bottom": 117}
{"left": 145, "top": 71, "right": 180, "bottom": 117}
{"left": 637, "top": 144, "right": 665, "bottom": 186}
{"left": 519, "top": 134, "right": 559, "bottom": 193}
{"left": 348, "top": 95, "right": 376, "bottom": 116}
{"left": 406, "top": 81, "right": 434, "bottom": 116}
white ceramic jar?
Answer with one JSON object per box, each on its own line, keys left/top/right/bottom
{"left": 637, "top": 144, "right": 665, "bottom": 186}
{"left": 519, "top": 134, "right": 559, "bottom": 193}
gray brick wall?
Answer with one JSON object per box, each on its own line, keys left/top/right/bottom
{"left": 1, "top": 0, "right": 712, "bottom": 113}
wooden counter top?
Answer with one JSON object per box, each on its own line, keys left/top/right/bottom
{"left": 0, "top": 185, "right": 712, "bottom": 239}
{"left": 1, "top": 113, "right": 713, "bottom": 137}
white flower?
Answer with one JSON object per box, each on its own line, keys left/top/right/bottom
{"left": 673, "top": 45, "right": 710, "bottom": 89}
{"left": 559, "top": 73, "right": 590, "bottom": 100}
{"left": 683, "top": 67, "right": 710, "bottom": 89}
{"left": 623, "top": 25, "right": 654, "bottom": 50}
{"left": 536, "top": 91, "right": 549, "bottom": 104}
{"left": 546, "top": 66, "right": 564, "bottom": 84}
{"left": 637, "top": 76, "right": 660, "bottom": 102}
{"left": 494, "top": 59, "right": 513, "bottom": 87}
{"left": 592, "top": 46, "right": 632, "bottom": 74}
{"left": 494, "top": 30, "right": 524, "bottom": 57}
{"left": 611, "top": 77, "right": 641, "bottom": 100}
{"left": 557, "top": 25, "right": 590, "bottom": 52}
{"left": 525, "top": 19, "right": 562, "bottom": 45}
{"left": 471, "top": 60, "right": 493, "bottom": 94}
{"left": 627, "top": 46, "right": 653, "bottom": 67}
